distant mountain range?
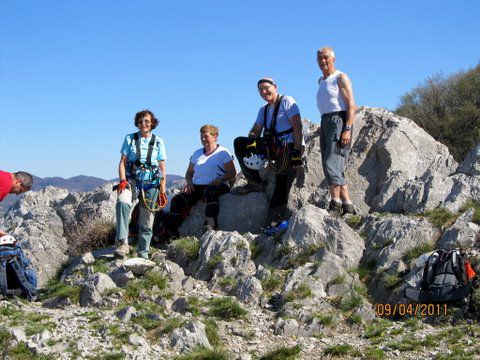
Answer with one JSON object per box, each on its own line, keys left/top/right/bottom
{"left": 0, "top": 174, "right": 184, "bottom": 216}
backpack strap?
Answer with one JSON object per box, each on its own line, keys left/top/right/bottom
{"left": 133, "top": 132, "right": 142, "bottom": 167}
{"left": 9, "top": 257, "right": 37, "bottom": 300}
{"left": 263, "top": 95, "right": 285, "bottom": 133}
{"left": 145, "top": 134, "right": 156, "bottom": 167}
{"left": 452, "top": 250, "right": 468, "bottom": 285}
{"left": 0, "top": 259, "right": 7, "bottom": 296}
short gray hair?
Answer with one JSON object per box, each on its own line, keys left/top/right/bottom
{"left": 318, "top": 46, "right": 335, "bottom": 58}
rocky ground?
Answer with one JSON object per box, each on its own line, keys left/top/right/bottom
{"left": 1, "top": 107, "right": 480, "bottom": 359}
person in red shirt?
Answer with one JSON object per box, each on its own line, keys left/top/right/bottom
{"left": 0, "top": 170, "right": 33, "bottom": 236}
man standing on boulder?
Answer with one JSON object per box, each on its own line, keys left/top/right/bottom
{"left": 233, "top": 78, "right": 303, "bottom": 225}
{"left": 0, "top": 170, "right": 33, "bottom": 235}
{"left": 316, "top": 46, "right": 356, "bottom": 215}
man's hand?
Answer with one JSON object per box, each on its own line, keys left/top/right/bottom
{"left": 0, "top": 230, "right": 6, "bottom": 237}
{"left": 340, "top": 130, "right": 352, "bottom": 148}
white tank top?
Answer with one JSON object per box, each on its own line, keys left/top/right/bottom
{"left": 316, "top": 70, "right": 347, "bottom": 115}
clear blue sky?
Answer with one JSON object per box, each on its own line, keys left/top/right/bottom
{"left": 1, "top": 0, "right": 479, "bottom": 179}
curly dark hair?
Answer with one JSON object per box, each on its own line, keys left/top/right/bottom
{"left": 134, "top": 109, "right": 159, "bottom": 129}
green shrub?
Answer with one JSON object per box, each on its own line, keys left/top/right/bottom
{"left": 124, "top": 272, "right": 167, "bottom": 300}
{"left": 383, "top": 273, "right": 402, "bottom": 289}
{"left": 218, "top": 276, "right": 238, "bottom": 290}
{"left": 364, "top": 347, "right": 386, "bottom": 360}
{"left": 338, "top": 293, "right": 363, "bottom": 312}
{"left": 170, "top": 237, "right": 200, "bottom": 261}
{"left": 40, "top": 278, "right": 82, "bottom": 304}
{"left": 260, "top": 345, "right": 301, "bottom": 360}
{"left": 395, "top": 64, "right": 480, "bottom": 161}
{"left": 313, "top": 313, "right": 335, "bottom": 327}
{"left": 346, "top": 215, "right": 361, "bottom": 228}
{"left": 249, "top": 241, "right": 262, "bottom": 259}
{"left": 207, "top": 297, "right": 247, "bottom": 321}
{"left": 330, "top": 275, "right": 345, "bottom": 285}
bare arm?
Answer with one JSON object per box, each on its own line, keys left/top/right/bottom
{"left": 248, "top": 123, "right": 263, "bottom": 138}
{"left": 211, "top": 160, "right": 237, "bottom": 186}
{"left": 118, "top": 155, "right": 128, "bottom": 181}
{"left": 183, "top": 163, "right": 195, "bottom": 194}
{"left": 158, "top": 160, "right": 166, "bottom": 193}
{"left": 288, "top": 113, "right": 303, "bottom": 151}
{"left": 338, "top": 73, "right": 356, "bottom": 146}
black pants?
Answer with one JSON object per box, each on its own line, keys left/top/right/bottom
{"left": 165, "top": 183, "right": 230, "bottom": 233}
{"left": 233, "top": 136, "right": 295, "bottom": 210}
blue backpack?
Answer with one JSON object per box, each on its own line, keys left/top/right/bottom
{"left": 0, "top": 243, "right": 37, "bottom": 301}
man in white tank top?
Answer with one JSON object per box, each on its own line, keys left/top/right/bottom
{"left": 316, "top": 46, "right": 356, "bottom": 215}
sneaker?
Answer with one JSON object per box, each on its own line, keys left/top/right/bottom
{"left": 342, "top": 203, "right": 356, "bottom": 215}
{"left": 114, "top": 243, "right": 130, "bottom": 258}
{"left": 202, "top": 217, "right": 217, "bottom": 233}
{"left": 328, "top": 200, "right": 342, "bottom": 216}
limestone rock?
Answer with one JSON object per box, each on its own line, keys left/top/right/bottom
{"left": 179, "top": 192, "right": 269, "bottom": 237}
{"left": 170, "top": 321, "right": 211, "bottom": 353}
{"left": 80, "top": 273, "right": 117, "bottom": 307}
{"left": 280, "top": 204, "right": 365, "bottom": 269}
{"left": 123, "top": 258, "right": 156, "bottom": 275}
{"left": 438, "top": 209, "right": 480, "bottom": 249}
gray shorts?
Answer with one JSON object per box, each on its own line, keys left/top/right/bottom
{"left": 319, "top": 112, "right": 351, "bottom": 186}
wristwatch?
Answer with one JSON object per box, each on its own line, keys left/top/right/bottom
{"left": 343, "top": 125, "right": 352, "bottom": 132}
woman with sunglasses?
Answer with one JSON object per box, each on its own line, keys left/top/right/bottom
{"left": 114, "top": 110, "right": 167, "bottom": 259}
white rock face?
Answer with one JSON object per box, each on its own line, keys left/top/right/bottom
{"left": 170, "top": 321, "right": 211, "bottom": 352}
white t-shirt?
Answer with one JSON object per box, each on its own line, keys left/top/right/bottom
{"left": 317, "top": 70, "right": 348, "bottom": 115}
{"left": 190, "top": 145, "right": 234, "bottom": 185}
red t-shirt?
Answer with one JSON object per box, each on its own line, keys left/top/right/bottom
{"left": 0, "top": 170, "right": 12, "bottom": 201}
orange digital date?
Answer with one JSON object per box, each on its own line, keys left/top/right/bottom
{"left": 375, "top": 303, "right": 447, "bottom": 317}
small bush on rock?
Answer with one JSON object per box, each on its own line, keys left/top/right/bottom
{"left": 284, "top": 284, "right": 312, "bottom": 303}
{"left": 421, "top": 207, "right": 458, "bottom": 228}
{"left": 66, "top": 214, "right": 115, "bottom": 256}
{"left": 402, "top": 241, "right": 435, "bottom": 265}
{"left": 461, "top": 200, "right": 480, "bottom": 224}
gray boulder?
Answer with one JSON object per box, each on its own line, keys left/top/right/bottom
{"left": 359, "top": 214, "right": 437, "bottom": 269}
{"left": 280, "top": 205, "right": 365, "bottom": 269}
{"left": 170, "top": 321, "right": 211, "bottom": 353}
{"left": 80, "top": 273, "right": 117, "bottom": 307}
{"left": 438, "top": 209, "right": 480, "bottom": 249}
{"left": 0, "top": 187, "right": 70, "bottom": 286}
{"left": 123, "top": 258, "right": 156, "bottom": 275}
{"left": 195, "top": 231, "right": 256, "bottom": 282}
{"left": 457, "top": 143, "right": 480, "bottom": 176}
{"left": 179, "top": 192, "right": 269, "bottom": 237}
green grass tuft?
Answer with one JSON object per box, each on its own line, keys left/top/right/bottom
{"left": 284, "top": 284, "right": 312, "bottom": 303}
{"left": 402, "top": 241, "right": 436, "bottom": 264}
{"left": 170, "top": 237, "right": 201, "bottom": 261}
{"left": 174, "top": 346, "right": 229, "bottom": 360}
{"left": 260, "top": 345, "right": 302, "bottom": 360}
{"left": 207, "top": 297, "right": 247, "bottom": 321}
{"left": 207, "top": 254, "right": 223, "bottom": 269}
{"left": 421, "top": 207, "right": 458, "bottom": 228}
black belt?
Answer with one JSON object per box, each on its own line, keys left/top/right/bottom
{"left": 321, "top": 110, "right": 347, "bottom": 120}
{"left": 276, "top": 127, "right": 294, "bottom": 137}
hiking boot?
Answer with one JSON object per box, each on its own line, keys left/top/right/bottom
{"left": 231, "top": 180, "right": 265, "bottom": 195}
{"left": 114, "top": 243, "right": 130, "bottom": 258}
{"left": 342, "top": 203, "right": 356, "bottom": 215}
{"left": 327, "top": 200, "right": 342, "bottom": 216}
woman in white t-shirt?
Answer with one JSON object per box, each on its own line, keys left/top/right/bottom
{"left": 164, "top": 124, "right": 236, "bottom": 236}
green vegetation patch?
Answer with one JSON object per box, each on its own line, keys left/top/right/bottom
{"left": 261, "top": 272, "right": 284, "bottom": 294}
{"left": 92, "top": 258, "right": 110, "bottom": 274}
{"left": 350, "top": 258, "right": 377, "bottom": 282}
{"left": 402, "top": 241, "right": 436, "bottom": 265}
{"left": 207, "top": 297, "right": 247, "bottom": 321}
{"left": 284, "top": 284, "right": 313, "bottom": 303}
{"left": 40, "top": 277, "right": 82, "bottom": 304}
{"left": 174, "top": 346, "right": 229, "bottom": 360}
{"left": 249, "top": 241, "right": 262, "bottom": 260}
{"left": 345, "top": 214, "right": 362, "bottom": 228}
{"left": 461, "top": 200, "right": 480, "bottom": 224}
{"left": 364, "top": 347, "right": 386, "bottom": 360}
{"left": 170, "top": 237, "right": 201, "bottom": 261}
{"left": 260, "top": 345, "right": 302, "bottom": 360}
{"left": 383, "top": 273, "right": 403, "bottom": 289}
{"left": 207, "top": 254, "right": 223, "bottom": 270}
{"left": 323, "top": 344, "right": 359, "bottom": 357}
{"left": 421, "top": 207, "right": 458, "bottom": 228}
{"left": 124, "top": 272, "right": 167, "bottom": 300}
{"left": 203, "top": 319, "right": 223, "bottom": 348}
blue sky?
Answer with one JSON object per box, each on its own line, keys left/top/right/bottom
{"left": 1, "top": 0, "right": 479, "bottom": 179}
